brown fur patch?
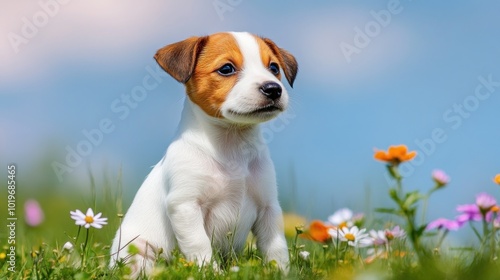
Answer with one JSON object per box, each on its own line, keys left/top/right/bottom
{"left": 254, "top": 36, "right": 283, "bottom": 81}
{"left": 186, "top": 33, "right": 243, "bottom": 118}
{"left": 260, "top": 37, "right": 298, "bottom": 87}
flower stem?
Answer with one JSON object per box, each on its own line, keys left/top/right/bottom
{"left": 81, "top": 228, "right": 90, "bottom": 269}
{"left": 469, "top": 223, "right": 482, "bottom": 242}
{"left": 421, "top": 194, "right": 430, "bottom": 225}
{"left": 74, "top": 226, "right": 81, "bottom": 245}
{"left": 436, "top": 229, "right": 449, "bottom": 248}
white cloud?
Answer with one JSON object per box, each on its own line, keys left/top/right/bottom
{"left": 0, "top": 0, "right": 209, "bottom": 91}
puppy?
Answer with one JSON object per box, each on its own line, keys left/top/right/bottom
{"left": 110, "top": 31, "right": 298, "bottom": 277}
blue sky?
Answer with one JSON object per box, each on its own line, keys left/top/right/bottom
{"left": 1, "top": 1, "right": 500, "bottom": 239}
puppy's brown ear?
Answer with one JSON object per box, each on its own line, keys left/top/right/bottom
{"left": 154, "top": 36, "right": 208, "bottom": 83}
{"left": 262, "top": 38, "right": 298, "bottom": 88}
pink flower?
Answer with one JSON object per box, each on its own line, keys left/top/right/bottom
{"left": 432, "top": 169, "right": 450, "bottom": 187}
{"left": 456, "top": 204, "right": 482, "bottom": 222}
{"left": 476, "top": 193, "right": 497, "bottom": 212}
{"left": 24, "top": 199, "right": 44, "bottom": 227}
{"left": 385, "top": 225, "right": 406, "bottom": 240}
{"left": 426, "top": 218, "right": 462, "bottom": 231}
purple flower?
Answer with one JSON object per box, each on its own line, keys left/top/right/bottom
{"left": 426, "top": 218, "right": 462, "bottom": 231}
{"left": 24, "top": 199, "right": 44, "bottom": 227}
{"left": 456, "top": 204, "right": 482, "bottom": 222}
{"left": 476, "top": 192, "right": 497, "bottom": 212}
{"left": 432, "top": 169, "right": 450, "bottom": 187}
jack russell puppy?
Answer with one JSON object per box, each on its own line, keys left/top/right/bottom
{"left": 110, "top": 31, "right": 298, "bottom": 277}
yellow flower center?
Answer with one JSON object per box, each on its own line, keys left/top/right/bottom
{"left": 85, "top": 216, "right": 94, "bottom": 224}
{"left": 339, "top": 221, "right": 348, "bottom": 229}
{"left": 344, "top": 233, "right": 355, "bottom": 241}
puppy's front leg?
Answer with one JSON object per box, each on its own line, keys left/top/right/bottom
{"left": 253, "top": 203, "right": 290, "bottom": 273}
{"left": 167, "top": 199, "right": 213, "bottom": 267}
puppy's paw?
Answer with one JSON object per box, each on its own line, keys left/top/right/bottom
{"left": 114, "top": 238, "right": 160, "bottom": 279}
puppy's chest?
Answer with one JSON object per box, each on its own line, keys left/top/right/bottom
{"left": 200, "top": 160, "right": 259, "bottom": 210}
{"left": 198, "top": 158, "right": 263, "bottom": 229}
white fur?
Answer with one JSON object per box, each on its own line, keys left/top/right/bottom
{"left": 222, "top": 32, "right": 289, "bottom": 124}
{"left": 110, "top": 32, "right": 289, "bottom": 277}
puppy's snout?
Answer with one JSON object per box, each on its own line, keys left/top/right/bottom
{"left": 259, "top": 81, "right": 282, "bottom": 100}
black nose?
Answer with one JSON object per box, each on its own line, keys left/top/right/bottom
{"left": 259, "top": 82, "right": 282, "bottom": 100}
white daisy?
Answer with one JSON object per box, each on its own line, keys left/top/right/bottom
{"left": 70, "top": 208, "right": 108, "bottom": 229}
{"left": 62, "top": 241, "right": 74, "bottom": 252}
{"left": 327, "top": 208, "right": 354, "bottom": 228}
{"left": 338, "top": 226, "right": 372, "bottom": 247}
{"left": 369, "top": 229, "right": 388, "bottom": 246}
{"left": 299, "top": 251, "right": 310, "bottom": 261}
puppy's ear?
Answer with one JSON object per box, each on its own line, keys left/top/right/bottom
{"left": 154, "top": 36, "right": 208, "bottom": 83}
{"left": 262, "top": 38, "right": 298, "bottom": 88}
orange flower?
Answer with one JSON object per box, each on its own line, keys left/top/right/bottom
{"left": 374, "top": 145, "right": 417, "bottom": 165}
{"left": 494, "top": 174, "right": 500, "bottom": 185}
{"left": 301, "top": 220, "right": 335, "bottom": 243}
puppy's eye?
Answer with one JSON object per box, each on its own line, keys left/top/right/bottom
{"left": 217, "top": 63, "right": 236, "bottom": 76}
{"left": 269, "top": 62, "right": 280, "bottom": 75}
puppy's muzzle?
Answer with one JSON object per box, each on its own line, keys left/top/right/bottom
{"left": 260, "top": 81, "right": 282, "bottom": 101}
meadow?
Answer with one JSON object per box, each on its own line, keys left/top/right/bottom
{"left": 2, "top": 145, "right": 500, "bottom": 279}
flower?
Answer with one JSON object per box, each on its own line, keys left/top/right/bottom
{"left": 385, "top": 225, "right": 406, "bottom": 240}
{"left": 432, "top": 170, "right": 450, "bottom": 187}
{"left": 475, "top": 192, "right": 497, "bottom": 212}
{"left": 303, "top": 220, "right": 334, "bottom": 243}
{"left": 24, "top": 199, "right": 44, "bottom": 227}
{"left": 299, "top": 251, "right": 310, "bottom": 261}
{"left": 0, "top": 252, "right": 6, "bottom": 260}
{"left": 456, "top": 204, "right": 482, "bottom": 222}
{"left": 328, "top": 208, "right": 354, "bottom": 229}
{"left": 62, "top": 242, "right": 74, "bottom": 252}
{"left": 374, "top": 145, "right": 417, "bottom": 165}
{"left": 332, "top": 226, "right": 372, "bottom": 247}
{"left": 70, "top": 208, "right": 107, "bottom": 229}
{"left": 494, "top": 174, "right": 500, "bottom": 185}
{"left": 328, "top": 227, "right": 340, "bottom": 240}
{"left": 369, "top": 230, "right": 388, "bottom": 246}
{"left": 352, "top": 213, "right": 365, "bottom": 227}
{"left": 426, "top": 218, "right": 462, "bottom": 231}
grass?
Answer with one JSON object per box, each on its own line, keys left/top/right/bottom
{"left": 1, "top": 223, "right": 500, "bottom": 279}
{"left": 2, "top": 147, "right": 500, "bottom": 279}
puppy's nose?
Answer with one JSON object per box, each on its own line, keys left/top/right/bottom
{"left": 259, "top": 81, "right": 282, "bottom": 100}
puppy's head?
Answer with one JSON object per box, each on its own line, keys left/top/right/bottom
{"left": 154, "top": 32, "right": 298, "bottom": 125}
